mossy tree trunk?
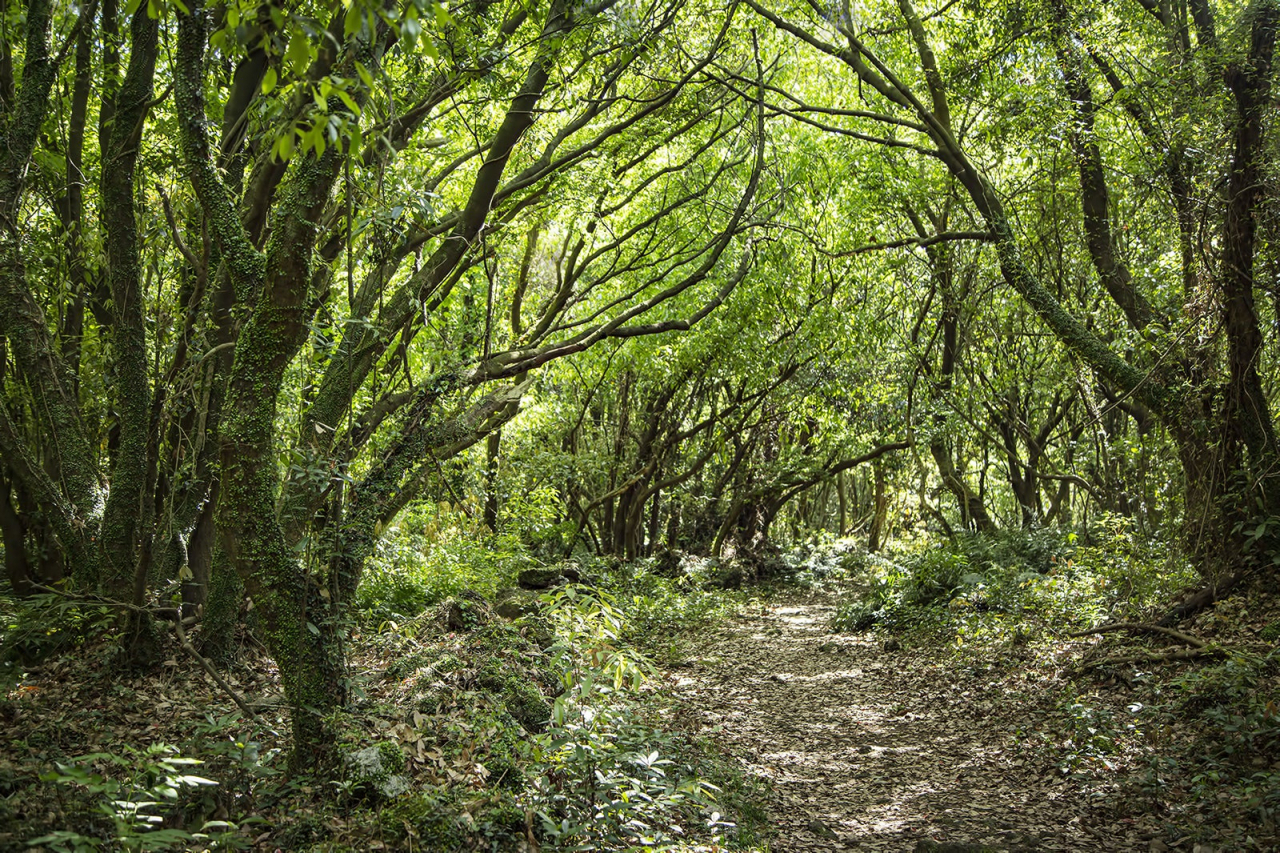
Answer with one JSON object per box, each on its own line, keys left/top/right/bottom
{"left": 175, "top": 2, "right": 353, "bottom": 766}
{"left": 0, "top": 0, "right": 103, "bottom": 585}
{"left": 97, "top": 4, "right": 161, "bottom": 662}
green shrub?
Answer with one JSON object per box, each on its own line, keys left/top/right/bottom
{"left": 28, "top": 744, "right": 231, "bottom": 852}
{"left": 356, "top": 502, "right": 533, "bottom": 622}
{"left": 520, "top": 585, "right": 734, "bottom": 850}
{"left": 830, "top": 521, "right": 1202, "bottom": 637}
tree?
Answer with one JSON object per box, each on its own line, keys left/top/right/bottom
{"left": 747, "top": 0, "right": 1280, "bottom": 592}
{"left": 0, "top": 0, "right": 766, "bottom": 766}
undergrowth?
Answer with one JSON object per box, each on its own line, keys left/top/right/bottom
{"left": 825, "top": 518, "right": 1279, "bottom": 848}
{"left": 829, "top": 518, "right": 1194, "bottom": 636}
{"left": 2, "top": 522, "right": 766, "bottom": 852}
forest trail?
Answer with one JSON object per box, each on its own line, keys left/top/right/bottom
{"left": 670, "top": 597, "right": 1118, "bottom": 852}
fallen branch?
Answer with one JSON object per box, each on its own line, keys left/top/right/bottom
{"left": 1159, "top": 570, "right": 1246, "bottom": 626}
{"left": 1068, "top": 622, "right": 1207, "bottom": 649}
{"left": 31, "top": 584, "right": 257, "bottom": 721}
{"left": 1078, "top": 647, "right": 1225, "bottom": 671}
{"left": 174, "top": 618, "right": 260, "bottom": 721}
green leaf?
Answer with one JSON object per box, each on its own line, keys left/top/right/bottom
{"left": 287, "top": 30, "right": 311, "bottom": 76}
{"left": 344, "top": 5, "right": 363, "bottom": 39}
{"left": 261, "top": 67, "right": 278, "bottom": 95}
{"left": 336, "top": 89, "right": 360, "bottom": 117}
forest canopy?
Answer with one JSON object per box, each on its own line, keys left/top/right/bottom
{"left": 2, "top": 0, "right": 1279, "bottom": 786}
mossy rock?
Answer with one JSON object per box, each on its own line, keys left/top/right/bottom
{"left": 477, "top": 664, "right": 550, "bottom": 731}
{"left": 272, "top": 814, "right": 328, "bottom": 848}
{"left": 495, "top": 587, "right": 541, "bottom": 619}
{"left": 343, "top": 742, "right": 410, "bottom": 800}
{"left": 381, "top": 788, "right": 526, "bottom": 851}
{"left": 704, "top": 563, "right": 744, "bottom": 590}
{"left": 437, "top": 591, "right": 493, "bottom": 632}
{"left": 468, "top": 789, "right": 528, "bottom": 845}
{"left": 516, "top": 614, "right": 556, "bottom": 649}
{"left": 439, "top": 702, "right": 527, "bottom": 789}
{"left": 385, "top": 651, "right": 463, "bottom": 682}
{"left": 517, "top": 567, "right": 564, "bottom": 590}
{"left": 651, "top": 546, "right": 684, "bottom": 578}
{"left": 380, "top": 790, "right": 470, "bottom": 851}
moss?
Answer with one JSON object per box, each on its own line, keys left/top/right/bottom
{"left": 456, "top": 703, "right": 525, "bottom": 789}
{"left": 387, "top": 650, "right": 464, "bottom": 683}
{"left": 477, "top": 662, "right": 550, "bottom": 732}
{"left": 379, "top": 788, "right": 526, "bottom": 851}
{"left": 376, "top": 740, "right": 406, "bottom": 774}
{"left": 198, "top": 548, "right": 242, "bottom": 665}
{"left": 470, "top": 789, "right": 527, "bottom": 845}
{"left": 379, "top": 789, "right": 470, "bottom": 851}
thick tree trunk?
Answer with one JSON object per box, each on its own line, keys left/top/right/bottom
{"left": 98, "top": 7, "right": 159, "bottom": 616}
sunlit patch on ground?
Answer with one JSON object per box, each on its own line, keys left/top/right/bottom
{"left": 669, "top": 598, "right": 1121, "bottom": 851}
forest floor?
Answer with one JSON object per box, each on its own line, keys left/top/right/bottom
{"left": 4, "top": 547, "right": 1277, "bottom": 852}
{"left": 668, "top": 592, "right": 1160, "bottom": 852}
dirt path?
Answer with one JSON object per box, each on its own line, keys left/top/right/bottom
{"left": 670, "top": 597, "right": 1122, "bottom": 852}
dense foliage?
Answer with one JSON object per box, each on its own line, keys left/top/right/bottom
{"left": 4, "top": 0, "right": 1280, "bottom": 847}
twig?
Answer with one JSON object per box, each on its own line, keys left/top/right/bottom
{"left": 157, "top": 185, "right": 201, "bottom": 271}
{"left": 1068, "top": 622, "right": 1208, "bottom": 648}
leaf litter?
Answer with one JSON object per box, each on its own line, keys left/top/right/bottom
{"left": 667, "top": 594, "right": 1156, "bottom": 852}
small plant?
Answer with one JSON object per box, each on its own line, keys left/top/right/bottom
{"left": 521, "top": 584, "right": 731, "bottom": 849}
{"left": 29, "top": 744, "right": 233, "bottom": 852}
{"left": 1053, "top": 698, "right": 1142, "bottom": 777}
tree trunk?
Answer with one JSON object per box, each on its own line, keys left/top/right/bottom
{"left": 483, "top": 429, "right": 501, "bottom": 532}
{"left": 868, "top": 460, "right": 888, "bottom": 552}
{"left": 0, "top": 470, "right": 31, "bottom": 596}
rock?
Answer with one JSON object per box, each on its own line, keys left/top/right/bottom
{"left": 704, "top": 563, "right": 743, "bottom": 590}
{"left": 651, "top": 546, "right": 684, "bottom": 578}
{"left": 495, "top": 587, "right": 541, "bottom": 619}
{"left": 424, "top": 590, "right": 491, "bottom": 634}
{"left": 441, "top": 594, "right": 490, "bottom": 632}
{"left": 519, "top": 617, "right": 556, "bottom": 649}
{"left": 443, "top": 599, "right": 469, "bottom": 631}
{"left": 344, "top": 744, "right": 410, "bottom": 800}
{"left": 808, "top": 818, "right": 840, "bottom": 841}
{"left": 517, "top": 567, "right": 564, "bottom": 589}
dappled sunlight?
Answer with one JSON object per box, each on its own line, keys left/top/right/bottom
{"left": 673, "top": 600, "right": 1100, "bottom": 851}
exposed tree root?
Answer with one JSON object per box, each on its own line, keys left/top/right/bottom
{"left": 1069, "top": 620, "right": 1228, "bottom": 673}
{"left": 1068, "top": 622, "right": 1207, "bottom": 648}
{"left": 1078, "top": 647, "right": 1224, "bottom": 672}
{"left": 1158, "top": 570, "right": 1246, "bottom": 626}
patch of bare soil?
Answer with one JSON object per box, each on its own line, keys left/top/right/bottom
{"left": 669, "top": 596, "right": 1137, "bottom": 852}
